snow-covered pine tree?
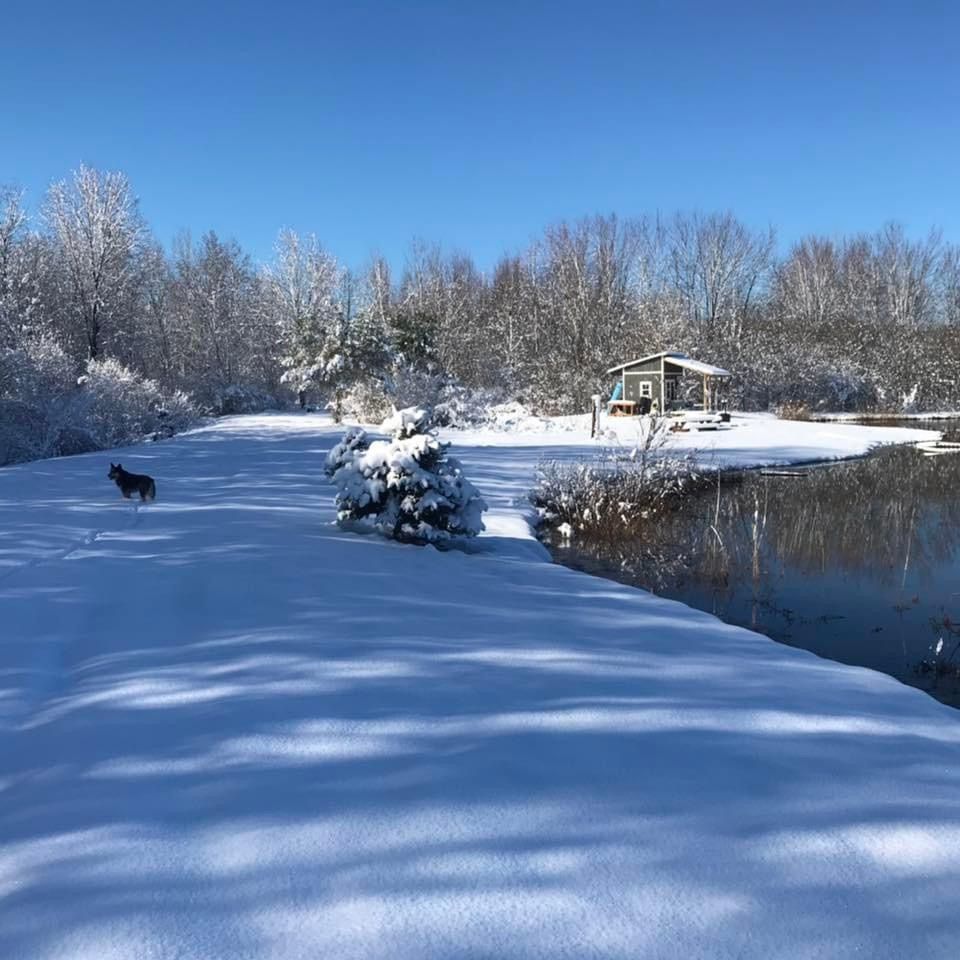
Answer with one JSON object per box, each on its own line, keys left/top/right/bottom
{"left": 323, "top": 426, "right": 369, "bottom": 479}
{"left": 327, "top": 407, "right": 487, "bottom": 543}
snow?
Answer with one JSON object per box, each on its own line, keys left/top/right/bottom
{"left": 449, "top": 409, "right": 935, "bottom": 469}
{"left": 2, "top": 411, "right": 958, "bottom": 959}
{"left": 605, "top": 351, "right": 731, "bottom": 377}
{"left": 664, "top": 355, "right": 732, "bottom": 377}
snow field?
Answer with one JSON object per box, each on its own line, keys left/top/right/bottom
{"left": 1, "top": 412, "right": 957, "bottom": 959}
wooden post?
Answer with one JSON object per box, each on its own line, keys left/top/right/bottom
{"left": 703, "top": 375, "right": 709, "bottom": 411}
{"left": 590, "top": 394, "right": 602, "bottom": 438}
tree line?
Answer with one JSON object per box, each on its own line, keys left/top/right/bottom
{"left": 2, "top": 165, "right": 959, "bottom": 457}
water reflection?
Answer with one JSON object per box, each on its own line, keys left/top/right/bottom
{"left": 551, "top": 423, "right": 960, "bottom": 709}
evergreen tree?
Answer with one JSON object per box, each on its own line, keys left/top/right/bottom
{"left": 327, "top": 407, "right": 487, "bottom": 543}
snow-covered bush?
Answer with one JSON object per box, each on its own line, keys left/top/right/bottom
{"left": 340, "top": 377, "right": 515, "bottom": 431}
{"left": 0, "top": 338, "right": 82, "bottom": 465}
{"left": 326, "top": 406, "right": 487, "bottom": 543}
{"left": 775, "top": 401, "right": 811, "bottom": 421}
{"left": 0, "top": 347, "right": 200, "bottom": 465}
{"left": 77, "top": 358, "right": 200, "bottom": 449}
{"left": 382, "top": 361, "right": 448, "bottom": 414}
{"left": 532, "top": 448, "right": 705, "bottom": 540}
{"left": 611, "top": 414, "right": 672, "bottom": 467}
{"left": 430, "top": 384, "right": 513, "bottom": 429}
{"left": 808, "top": 364, "right": 878, "bottom": 412}
{"left": 155, "top": 389, "right": 200, "bottom": 435}
{"left": 481, "top": 399, "right": 539, "bottom": 431}
{"left": 211, "top": 383, "right": 278, "bottom": 416}
{"left": 338, "top": 378, "right": 393, "bottom": 424}
{"left": 77, "top": 358, "right": 166, "bottom": 448}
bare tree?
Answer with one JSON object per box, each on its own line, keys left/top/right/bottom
{"left": 169, "top": 231, "right": 267, "bottom": 404}
{"left": 44, "top": 166, "right": 146, "bottom": 360}
{"left": 0, "top": 187, "right": 29, "bottom": 345}
{"left": 669, "top": 212, "right": 775, "bottom": 346}
{"left": 774, "top": 237, "right": 842, "bottom": 333}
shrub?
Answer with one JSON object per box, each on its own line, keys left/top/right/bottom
{"left": 155, "top": 389, "right": 201, "bottom": 436}
{"left": 326, "top": 406, "right": 487, "bottom": 543}
{"left": 532, "top": 447, "right": 705, "bottom": 540}
{"left": 776, "top": 401, "right": 811, "bottom": 421}
{"left": 211, "top": 384, "right": 278, "bottom": 416}
{"left": 338, "top": 378, "right": 393, "bottom": 424}
{"left": 382, "top": 361, "right": 448, "bottom": 413}
{"left": 78, "top": 358, "right": 199, "bottom": 449}
{"left": 340, "top": 376, "right": 516, "bottom": 432}
{"left": 430, "top": 384, "right": 512, "bottom": 429}
{"left": 0, "top": 348, "right": 200, "bottom": 464}
{"left": 0, "top": 338, "right": 81, "bottom": 464}
{"left": 815, "top": 365, "right": 878, "bottom": 412}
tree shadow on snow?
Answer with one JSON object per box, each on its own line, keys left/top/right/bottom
{"left": 2, "top": 416, "right": 960, "bottom": 957}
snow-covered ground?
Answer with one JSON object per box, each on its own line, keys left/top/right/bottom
{"left": 448, "top": 408, "right": 937, "bottom": 463}
{"left": 2, "top": 412, "right": 958, "bottom": 959}
{"left": 444, "top": 411, "right": 935, "bottom": 544}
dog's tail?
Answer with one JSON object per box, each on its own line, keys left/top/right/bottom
{"left": 145, "top": 479, "right": 157, "bottom": 502}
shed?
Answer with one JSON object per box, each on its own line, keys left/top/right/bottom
{"left": 606, "top": 351, "right": 731, "bottom": 413}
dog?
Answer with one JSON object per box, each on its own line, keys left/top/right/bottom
{"left": 108, "top": 463, "right": 156, "bottom": 501}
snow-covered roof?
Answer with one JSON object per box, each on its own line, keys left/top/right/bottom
{"left": 606, "top": 351, "right": 731, "bottom": 378}
{"left": 669, "top": 355, "right": 731, "bottom": 377}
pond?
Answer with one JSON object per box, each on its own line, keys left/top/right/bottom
{"left": 548, "top": 419, "right": 960, "bottom": 709}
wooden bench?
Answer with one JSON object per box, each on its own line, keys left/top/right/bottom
{"left": 607, "top": 400, "right": 637, "bottom": 416}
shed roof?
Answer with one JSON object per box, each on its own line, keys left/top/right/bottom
{"left": 606, "top": 351, "right": 731, "bottom": 378}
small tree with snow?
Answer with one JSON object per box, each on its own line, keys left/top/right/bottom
{"left": 324, "top": 426, "right": 369, "bottom": 479}
{"left": 327, "top": 407, "right": 487, "bottom": 543}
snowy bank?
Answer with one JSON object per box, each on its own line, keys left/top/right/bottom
{"left": 440, "top": 411, "right": 935, "bottom": 548}
{"left": 811, "top": 410, "right": 960, "bottom": 422}
{"left": 2, "top": 412, "right": 958, "bottom": 959}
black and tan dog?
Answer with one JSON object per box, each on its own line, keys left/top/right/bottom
{"left": 108, "top": 463, "right": 156, "bottom": 501}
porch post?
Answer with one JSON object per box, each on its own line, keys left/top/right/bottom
{"left": 703, "top": 375, "right": 709, "bottom": 411}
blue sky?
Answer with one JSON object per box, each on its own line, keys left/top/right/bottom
{"left": 2, "top": 0, "right": 957, "bottom": 271}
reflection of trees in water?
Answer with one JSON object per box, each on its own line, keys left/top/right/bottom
{"left": 553, "top": 445, "right": 960, "bottom": 708}
{"left": 562, "top": 447, "right": 960, "bottom": 593}
{"left": 684, "top": 447, "right": 960, "bottom": 584}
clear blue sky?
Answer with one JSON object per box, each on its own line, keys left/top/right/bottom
{"left": 2, "top": 0, "right": 958, "bottom": 271}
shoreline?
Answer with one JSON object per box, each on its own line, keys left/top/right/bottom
{"left": 811, "top": 410, "right": 960, "bottom": 423}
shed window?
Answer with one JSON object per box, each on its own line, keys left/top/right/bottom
{"left": 639, "top": 381, "right": 652, "bottom": 398}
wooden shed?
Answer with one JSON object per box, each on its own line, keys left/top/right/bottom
{"left": 606, "top": 351, "right": 731, "bottom": 414}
